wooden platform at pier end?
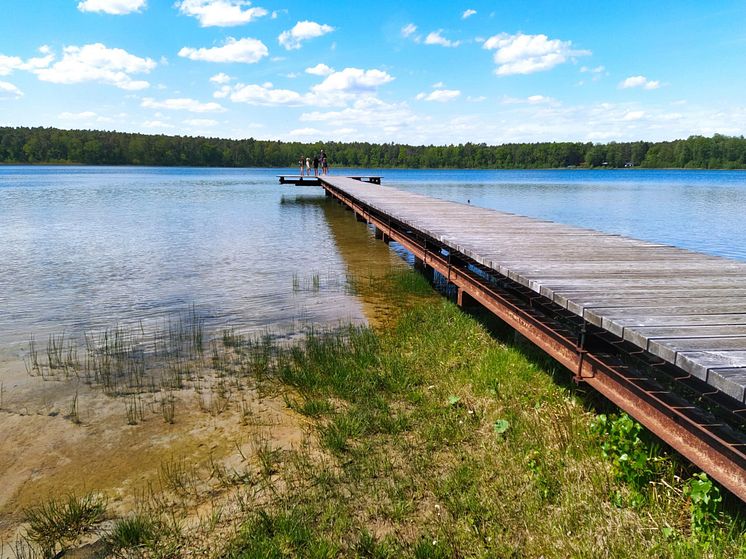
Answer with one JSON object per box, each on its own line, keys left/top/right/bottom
{"left": 318, "top": 176, "right": 746, "bottom": 404}
{"left": 277, "top": 175, "right": 321, "bottom": 186}
{"left": 278, "top": 174, "right": 381, "bottom": 186}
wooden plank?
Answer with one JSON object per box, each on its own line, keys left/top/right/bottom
{"left": 590, "top": 306, "right": 746, "bottom": 334}
{"left": 603, "top": 314, "right": 746, "bottom": 330}
{"left": 707, "top": 369, "right": 746, "bottom": 403}
{"left": 676, "top": 351, "right": 746, "bottom": 382}
{"left": 649, "top": 337, "right": 746, "bottom": 365}
{"left": 566, "top": 296, "right": 746, "bottom": 316}
{"left": 624, "top": 325, "right": 746, "bottom": 349}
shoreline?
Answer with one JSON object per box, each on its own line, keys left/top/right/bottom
{"left": 2, "top": 269, "right": 743, "bottom": 557}
{"left": 2, "top": 162, "right": 746, "bottom": 171}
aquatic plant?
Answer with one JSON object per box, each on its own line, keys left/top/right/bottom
{"left": 22, "top": 493, "right": 107, "bottom": 557}
{"left": 103, "top": 514, "right": 158, "bottom": 556}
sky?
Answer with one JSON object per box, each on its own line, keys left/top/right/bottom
{"left": 1, "top": 0, "right": 745, "bottom": 145}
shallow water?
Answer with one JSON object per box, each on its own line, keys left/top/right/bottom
{"left": 1, "top": 166, "right": 745, "bottom": 359}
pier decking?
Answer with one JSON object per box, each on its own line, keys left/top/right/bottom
{"left": 300, "top": 175, "right": 746, "bottom": 499}
{"left": 319, "top": 176, "right": 746, "bottom": 401}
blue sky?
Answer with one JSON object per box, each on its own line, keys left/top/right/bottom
{"left": 1, "top": 0, "right": 745, "bottom": 144}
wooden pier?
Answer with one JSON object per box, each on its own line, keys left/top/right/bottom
{"left": 288, "top": 175, "right": 746, "bottom": 500}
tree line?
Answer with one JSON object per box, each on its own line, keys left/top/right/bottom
{"left": 2, "top": 126, "right": 746, "bottom": 169}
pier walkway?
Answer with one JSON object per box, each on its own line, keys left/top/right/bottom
{"left": 280, "top": 174, "right": 746, "bottom": 500}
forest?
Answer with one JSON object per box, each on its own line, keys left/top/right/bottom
{"left": 2, "top": 126, "right": 746, "bottom": 169}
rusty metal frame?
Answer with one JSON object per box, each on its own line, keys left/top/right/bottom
{"left": 320, "top": 179, "right": 746, "bottom": 502}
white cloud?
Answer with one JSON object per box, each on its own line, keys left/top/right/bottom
{"left": 424, "top": 30, "right": 461, "bottom": 48}
{"left": 401, "top": 23, "right": 417, "bottom": 38}
{"left": 619, "top": 75, "right": 660, "bottom": 90}
{"left": 462, "top": 9, "right": 477, "bottom": 19}
{"left": 34, "top": 43, "right": 155, "bottom": 90}
{"left": 178, "top": 37, "right": 268, "bottom": 63}
{"left": 482, "top": 33, "right": 590, "bottom": 75}
{"left": 312, "top": 68, "right": 394, "bottom": 94}
{"left": 278, "top": 21, "right": 334, "bottom": 50}
{"left": 416, "top": 89, "right": 461, "bottom": 102}
{"left": 300, "top": 97, "right": 417, "bottom": 131}
{"left": 580, "top": 65, "right": 605, "bottom": 74}
{"left": 0, "top": 47, "right": 54, "bottom": 76}
{"left": 305, "top": 63, "right": 334, "bottom": 76}
{"left": 0, "top": 55, "right": 24, "bottom": 76}
{"left": 77, "top": 0, "right": 146, "bottom": 14}
{"left": 210, "top": 72, "right": 233, "bottom": 84}
{"left": 527, "top": 94, "right": 554, "bottom": 104}
{"left": 58, "top": 111, "right": 97, "bottom": 120}
{"left": 142, "top": 97, "right": 226, "bottom": 112}
{"left": 175, "top": 0, "right": 267, "bottom": 27}
{"left": 57, "top": 111, "right": 117, "bottom": 123}
{"left": 184, "top": 118, "right": 219, "bottom": 126}
{"left": 218, "top": 82, "right": 306, "bottom": 105}
{"left": 466, "top": 95, "right": 486, "bottom": 102}
{"left": 501, "top": 94, "right": 559, "bottom": 107}
{"left": 142, "top": 120, "right": 175, "bottom": 129}
{"left": 0, "top": 81, "right": 23, "bottom": 99}
{"left": 217, "top": 67, "right": 394, "bottom": 108}
{"left": 623, "top": 110, "right": 645, "bottom": 121}
{"left": 288, "top": 127, "right": 321, "bottom": 137}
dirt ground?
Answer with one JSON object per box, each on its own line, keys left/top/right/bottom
{"left": 0, "top": 354, "right": 308, "bottom": 549}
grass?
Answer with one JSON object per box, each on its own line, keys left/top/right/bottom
{"left": 221, "top": 269, "right": 746, "bottom": 558}
{"left": 22, "top": 492, "right": 107, "bottom": 557}
{"left": 103, "top": 514, "right": 158, "bottom": 554}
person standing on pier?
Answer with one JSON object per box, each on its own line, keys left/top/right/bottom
{"left": 298, "top": 155, "right": 305, "bottom": 176}
{"left": 305, "top": 157, "right": 311, "bottom": 176}
{"left": 313, "top": 154, "right": 320, "bottom": 177}
{"left": 321, "top": 149, "right": 329, "bottom": 175}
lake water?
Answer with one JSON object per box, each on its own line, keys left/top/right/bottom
{"left": 1, "top": 166, "right": 745, "bottom": 361}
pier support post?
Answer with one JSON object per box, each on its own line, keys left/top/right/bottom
{"left": 374, "top": 226, "right": 383, "bottom": 240}
{"left": 324, "top": 189, "right": 332, "bottom": 197}
{"left": 457, "top": 288, "right": 479, "bottom": 310}
{"left": 356, "top": 212, "right": 366, "bottom": 223}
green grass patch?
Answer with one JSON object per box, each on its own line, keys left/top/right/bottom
{"left": 223, "top": 269, "right": 746, "bottom": 558}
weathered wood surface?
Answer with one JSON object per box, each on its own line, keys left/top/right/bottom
{"left": 320, "top": 176, "right": 746, "bottom": 403}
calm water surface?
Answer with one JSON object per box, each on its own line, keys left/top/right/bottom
{"left": 1, "top": 166, "right": 745, "bottom": 359}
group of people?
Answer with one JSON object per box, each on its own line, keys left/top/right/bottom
{"left": 299, "top": 149, "right": 329, "bottom": 177}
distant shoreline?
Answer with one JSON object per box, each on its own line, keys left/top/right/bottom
{"left": 2, "top": 162, "right": 746, "bottom": 172}
{"left": 3, "top": 126, "right": 746, "bottom": 170}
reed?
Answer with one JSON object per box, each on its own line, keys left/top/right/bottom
{"left": 22, "top": 493, "right": 106, "bottom": 557}
{"left": 124, "top": 394, "right": 145, "bottom": 425}
{"left": 160, "top": 390, "right": 176, "bottom": 424}
{"left": 24, "top": 334, "right": 40, "bottom": 376}
{"left": 67, "top": 391, "right": 81, "bottom": 425}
